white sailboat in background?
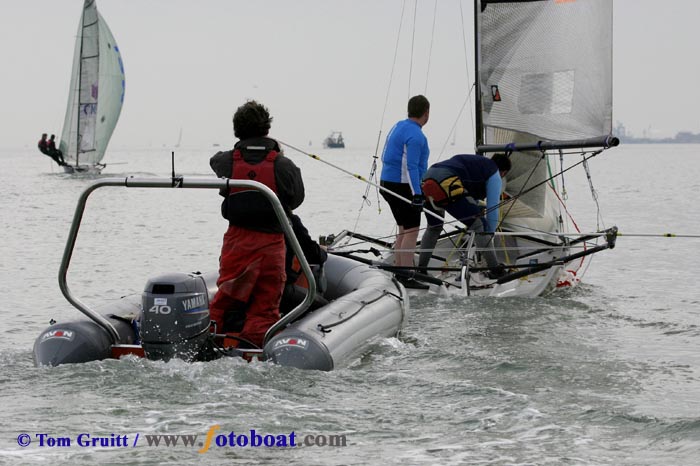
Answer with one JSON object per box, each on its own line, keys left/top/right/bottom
{"left": 59, "top": 0, "right": 125, "bottom": 174}
{"left": 328, "top": 0, "right": 619, "bottom": 297}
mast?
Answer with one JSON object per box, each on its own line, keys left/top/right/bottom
{"left": 75, "top": 4, "right": 86, "bottom": 167}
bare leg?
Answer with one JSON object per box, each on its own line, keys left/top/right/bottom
{"left": 395, "top": 226, "right": 420, "bottom": 267}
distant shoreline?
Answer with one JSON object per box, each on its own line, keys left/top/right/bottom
{"left": 621, "top": 139, "right": 700, "bottom": 144}
{"left": 618, "top": 131, "right": 700, "bottom": 145}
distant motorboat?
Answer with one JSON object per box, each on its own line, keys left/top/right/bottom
{"left": 323, "top": 131, "right": 345, "bottom": 149}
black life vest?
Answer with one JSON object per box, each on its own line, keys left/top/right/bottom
{"left": 226, "top": 147, "right": 282, "bottom": 232}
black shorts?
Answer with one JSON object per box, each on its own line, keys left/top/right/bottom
{"left": 380, "top": 180, "right": 421, "bottom": 229}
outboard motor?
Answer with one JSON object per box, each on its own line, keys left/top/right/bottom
{"left": 140, "top": 272, "right": 211, "bottom": 361}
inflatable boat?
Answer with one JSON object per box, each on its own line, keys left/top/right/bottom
{"left": 33, "top": 176, "right": 408, "bottom": 370}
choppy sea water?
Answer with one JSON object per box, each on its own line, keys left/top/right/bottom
{"left": 1, "top": 144, "right": 699, "bottom": 465}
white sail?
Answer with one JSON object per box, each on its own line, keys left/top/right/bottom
{"left": 59, "top": 0, "right": 125, "bottom": 171}
{"left": 476, "top": 0, "right": 613, "bottom": 228}
{"left": 477, "top": 0, "right": 613, "bottom": 143}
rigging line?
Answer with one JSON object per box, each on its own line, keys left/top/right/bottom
{"left": 559, "top": 150, "right": 567, "bottom": 201}
{"left": 424, "top": 0, "right": 438, "bottom": 95}
{"left": 279, "top": 140, "right": 445, "bottom": 223}
{"left": 615, "top": 233, "right": 700, "bottom": 238}
{"left": 330, "top": 222, "right": 466, "bottom": 251}
{"left": 422, "top": 148, "right": 608, "bottom": 235}
{"left": 459, "top": 0, "right": 475, "bottom": 147}
{"left": 548, "top": 164, "right": 589, "bottom": 271}
{"left": 318, "top": 292, "right": 389, "bottom": 332}
{"left": 483, "top": 148, "right": 606, "bottom": 223}
{"left": 436, "top": 89, "right": 471, "bottom": 162}
{"left": 330, "top": 227, "right": 608, "bottom": 254}
{"left": 484, "top": 150, "right": 543, "bottom": 251}
{"left": 582, "top": 151, "right": 605, "bottom": 231}
{"left": 436, "top": 1, "right": 476, "bottom": 162}
{"left": 333, "top": 228, "right": 613, "bottom": 251}
{"left": 409, "top": 0, "right": 418, "bottom": 98}
{"left": 332, "top": 237, "right": 603, "bottom": 260}
{"left": 574, "top": 251, "right": 594, "bottom": 283}
{"left": 493, "top": 151, "right": 546, "bottom": 235}
{"left": 335, "top": 242, "right": 599, "bottom": 258}
{"left": 361, "top": 0, "right": 409, "bottom": 219}
{"left": 551, "top": 151, "right": 566, "bottom": 232}
{"left": 549, "top": 183, "right": 583, "bottom": 236}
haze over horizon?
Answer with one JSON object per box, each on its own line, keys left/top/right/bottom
{"left": 2, "top": 0, "right": 698, "bottom": 152}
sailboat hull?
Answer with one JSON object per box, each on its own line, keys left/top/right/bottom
{"left": 61, "top": 163, "right": 105, "bottom": 175}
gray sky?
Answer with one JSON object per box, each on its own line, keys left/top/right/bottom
{"left": 2, "top": 0, "right": 699, "bottom": 150}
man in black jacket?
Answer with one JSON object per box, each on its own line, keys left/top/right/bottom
{"left": 280, "top": 214, "right": 329, "bottom": 315}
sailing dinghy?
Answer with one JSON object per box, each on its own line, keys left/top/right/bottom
{"left": 327, "top": 0, "right": 619, "bottom": 297}
{"left": 58, "top": 0, "right": 125, "bottom": 174}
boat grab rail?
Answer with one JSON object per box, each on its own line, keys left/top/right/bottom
{"left": 59, "top": 176, "right": 317, "bottom": 346}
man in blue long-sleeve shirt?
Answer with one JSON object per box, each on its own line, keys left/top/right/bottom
{"left": 379, "top": 95, "right": 430, "bottom": 288}
{"left": 418, "top": 153, "right": 511, "bottom": 279}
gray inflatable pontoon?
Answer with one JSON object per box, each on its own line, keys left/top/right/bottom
{"left": 32, "top": 177, "right": 408, "bottom": 370}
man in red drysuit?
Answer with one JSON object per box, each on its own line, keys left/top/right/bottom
{"left": 209, "top": 100, "right": 305, "bottom": 348}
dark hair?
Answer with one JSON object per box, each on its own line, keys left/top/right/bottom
{"left": 491, "top": 153, "right": 511, "bottom": 173}
{"left": 233, "top": 100, "right": 272, "bottom": 139}
{"left": 407, "top": 95, "right": 430, "bottom": 119}
{"left": 50, "top": 134, "right": 56, "bottom": 139}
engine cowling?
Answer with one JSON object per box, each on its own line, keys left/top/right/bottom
{"left": 140, "top": 272, "right": 210, "bottom": 361}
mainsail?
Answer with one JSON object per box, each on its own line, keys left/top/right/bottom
{"left": 59, "top": 0, "right": 125, "bottom": 169}
{"left": 475, "top": 0, "right": 613, "bottom": 231}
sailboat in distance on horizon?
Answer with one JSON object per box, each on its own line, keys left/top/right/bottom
{"left": 58, "top": 0, "right": 125, "bottom": 174}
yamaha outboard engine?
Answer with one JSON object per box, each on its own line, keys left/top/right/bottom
{"left": 140, "top": 272, "right": 211, "bottom": 361}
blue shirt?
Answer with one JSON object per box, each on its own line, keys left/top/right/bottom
{"left": 483, "top": 172, "right": 502, "bottom": 233}
{"left": 380, "top": 119, "right": 429, "bottom": 195}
